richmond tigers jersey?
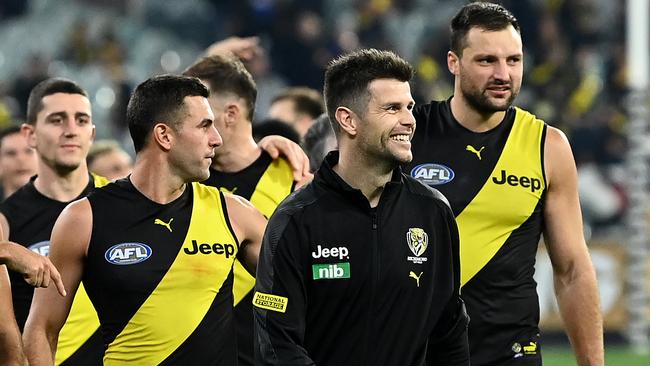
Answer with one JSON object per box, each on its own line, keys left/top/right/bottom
{"left": 203, "top": 151, "right": 294, "bottom": 366}
{"left": 84, "top": 179, "right": 239, "bottom": 366}
{"left": 0, "top": 173, "right": 109, "bottom": 365}
{"left": 408, "top": 100, "right": 547, "bottom": 365}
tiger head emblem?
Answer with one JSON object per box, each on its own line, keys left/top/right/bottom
{"left": 406, "top": 228, "right": 428, "bottom": 257}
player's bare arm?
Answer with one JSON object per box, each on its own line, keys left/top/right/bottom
{"left": 223, "top": 193, "right": 265, "bottom": 275}
{"left": 0, "top": 266, "right": 27, "bottom": 366}
{"left": 23, "top": 199, "right": 92, "bottom": 366}
{"left": 542, "top": 126, "right": 604, "bottom": 366}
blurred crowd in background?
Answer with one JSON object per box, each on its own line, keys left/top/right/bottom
{"left": 0, "top": 0, "right": 631, "bottom": 236}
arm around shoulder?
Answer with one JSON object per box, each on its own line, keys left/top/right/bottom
{"left": 543, "top": 127, "right": 604, "bottom": 366}
{"left": 23, "top": 198, "right": 93, "bottom": 366}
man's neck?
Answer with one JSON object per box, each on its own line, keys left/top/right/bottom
{"left": 2, "top": 182, "right": 20, "bottom": 199}
{"left": 130, "top": 153, "right": 186, "bottom": 205}
{"left": 450, "top": 95, "right": 507, "bottom": 132}
{"left": 212, "top": 134, "right": 261, "bottom": 173}
{"left": 33, "top": 162, "right": 90, "bottom": 202}
{"left": 333, "top": 147, "right": 394, "bottom": 208}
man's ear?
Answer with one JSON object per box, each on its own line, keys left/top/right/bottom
{"left": 224, "top": 102, "right": 241, "bottom": 127}
{"left": 21, "top": 123, "right": 36, "bottom": 149}
{"left": 335, "top": 107, "right": 358, "bottom": 137}
{"left": 447, "top": 50, "right": 460, "bottom": 75}
{"left": 152, "top": 123, "right": 174, "bottom": 151}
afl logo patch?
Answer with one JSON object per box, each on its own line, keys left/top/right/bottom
{"left": 28, "top": 241, "right": 50, "bottom": 257}
{"left": 105, "top": 243, "right": 152, "bottom": 265}
{"left": 410, "top": 163, "right": 455, "bottom": 186}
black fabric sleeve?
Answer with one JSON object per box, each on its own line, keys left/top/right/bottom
{"left": 426, "top": 205, "right": 470, "bottom": 365}
{"left": 253, "top": 211, "right": 315, "bottom": 366}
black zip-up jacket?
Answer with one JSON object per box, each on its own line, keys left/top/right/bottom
{"left": 254, "top": 152, "right": 469, "bottom": 366}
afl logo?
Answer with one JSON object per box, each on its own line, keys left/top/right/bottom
{"left": 105, "top": 243, "right": 152, "bottom": 265}
{"left": 28, "top": 241, "right": 50, "bottom": 257}
{"left": 410, "top": 163, "right": 455, "bottom": 186}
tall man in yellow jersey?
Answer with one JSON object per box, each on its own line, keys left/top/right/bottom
{"left": 184, "top": 54, "right": 305, "bottom": 366}
{"left": 24, "top": 75, "right": 266, "bottom": 365}
{"left": 406, "top": 3, "right": 603, "bottom": 365}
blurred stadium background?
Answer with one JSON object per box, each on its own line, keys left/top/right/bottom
{"left": 0, "top": 0, "right": 648, "bottom": 364}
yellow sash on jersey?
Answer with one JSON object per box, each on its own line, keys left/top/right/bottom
{"left": 458, "top": 108, "right": 546, "bottom": 286}
{"left": 233, "top": 158, "right": 293, "bottom": 305}
{"left": 55, "top": 174, "right": 110, "bottom": 365}
{"left": 104, "top": 183, "right": 237, "bottom": 365}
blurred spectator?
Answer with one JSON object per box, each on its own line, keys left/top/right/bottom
{"left": 0, "top": 0, "right": 27, "bottom": 19}
{"left": 268, "top": 87, "right": 324, "bottom": 140}
{"left": 0, "top": 126, "right": 37, "bottom": 200}
{"left": 302, "top": 113, "right": 336, "bottom": 172}
{"left": 0, "top": 0, "right": 631, "bottom": 231}
{"left": 87, "top": 139, "right": 133, "bottom": 181}
{"left": 11, "top": 54, "right": 50, "bottom": 120}
{"left": 253, "top": 118, "right": 300, "bottom": 144}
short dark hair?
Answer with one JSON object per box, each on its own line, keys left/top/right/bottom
{"left": 302, "top": 113, "right": 335, "bottom": 172}
{"left": 126, "top": 74, "right": 209, "bottom": 152}
{"left": 26, "top": 78, "right": 88, "bottom": 125}
{"left": 324, "top": 48, "right": 413, "bottom": 135}
{"left": 450, "top": 2, "right": 520, "bottom": 56}
{"left": 183, "top": 55, "right": 257, "bottom": 121}
{"left": 0, "top": 126, "right": 22, "bottom": 149}
{"left": 271, "top": 87, "right": 324, "bottom": 120}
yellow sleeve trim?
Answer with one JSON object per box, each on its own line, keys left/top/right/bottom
{"left": 253, "top": 292, "right": 288, "bottom": 313}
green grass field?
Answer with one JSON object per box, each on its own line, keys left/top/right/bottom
{"left": 543, "top": 346, "right": 649, "bottom": 365}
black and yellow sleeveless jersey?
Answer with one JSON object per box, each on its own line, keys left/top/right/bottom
{"left": 408, "top": 100, "right": 547, "bottom": 365}
{"left": 203, "top": 151, "right": 294, "bottom": 366}
{"left": 84, "top": 178, "right": 239, "bottom": 365}
{"left": 0, "top": 173, "right": 109, "bottom": 365}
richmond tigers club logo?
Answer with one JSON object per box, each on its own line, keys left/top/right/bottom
{"left": 406, "top": 228, "right": 428, "bottom": 264}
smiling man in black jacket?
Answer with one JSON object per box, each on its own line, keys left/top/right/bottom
{"left": 254, "top": 48, "right": 469, "bottom": 366}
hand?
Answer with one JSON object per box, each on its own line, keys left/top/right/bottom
{"left": 204, "top": 36, "right": 263, "bottom": 61}
{"left": 1, "top": 242, "right": 66, "bottom": 297}
{"left": 258, "top": 135, "right": 312, "bottom": 182}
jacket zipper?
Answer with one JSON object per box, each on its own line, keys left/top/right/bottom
{"left": 368, "top": 209, "right": 379, "bottom": 365}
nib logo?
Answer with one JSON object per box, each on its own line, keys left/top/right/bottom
{"left": 312, "top": 263, "right": 350, "bottom": 280}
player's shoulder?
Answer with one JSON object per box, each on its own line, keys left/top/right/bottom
{"left": 402, "top": 173, "right": 452, "bottom": 210}
{"left": 59, "top": 196, "right": 92, "bottom": 224}
{"left": 414, "top": 99, "right": 446, "bottom": 117}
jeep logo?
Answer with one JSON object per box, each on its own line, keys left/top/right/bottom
{"left": 311, "top": 245, "right": 349, "bottom": 260}
{"left": 184, "top": 240, "right": 236, "bottom": 258}
{"left": 492, "top": 169, "right": 542, "bottom": 192}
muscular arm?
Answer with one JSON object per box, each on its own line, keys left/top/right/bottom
{"left": 23, "top": 199, "right": 92, "bottom": 366}
{"left": 224, "top": 193, "right": 266, "bottom": 275}
{"left": 543, "top": 127, "right": 604, "bottom": 366}
{"left": 0, "top": 266, "right": 27, "bottom": 366}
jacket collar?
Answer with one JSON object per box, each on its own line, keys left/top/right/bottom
{"left": 314, "top": 151, "right": 403, "bottom": 208}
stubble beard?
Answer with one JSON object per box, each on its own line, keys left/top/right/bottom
{"left": 461, "top": 76, "right": 519, "bottom": 114}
